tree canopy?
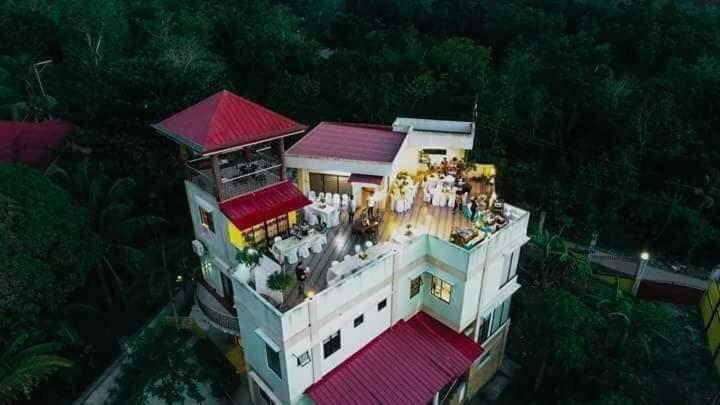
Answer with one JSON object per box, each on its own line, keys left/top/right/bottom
{"left": 0, "top": 165, "right": 100, "bottom": 346}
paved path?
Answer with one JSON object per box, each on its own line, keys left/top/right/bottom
{"left": 588, "top": 252, "right": 709, "bottom": 290}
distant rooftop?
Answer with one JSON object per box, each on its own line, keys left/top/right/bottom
{"left": 285, "top": 122, "right": 406, "bottom": 163}
{"left": 153, "top": 90, "right": 307, "bottom": 155}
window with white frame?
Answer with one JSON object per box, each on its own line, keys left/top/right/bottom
{"left": 410, "top": 276, "right": 423, "bottom": 298}
{"left": 500, "top": 252, "right": 515, "bottom": 287}
{"left": 265, "top": 342, "right": 282, "bottom": 379}
{"left": 296, "top": 351, "right": 311, "bottom": 367}
{"left": 430, "top": 276, "right": 452, "bottom": 304}
{"left": 479, "top": 297, "right": 512, "bottom": 342}
{"left": 199, "top": 206, "right": 215, "bottom": 233}
{"left": 323, "top": 331, "right": 341, "bottom": 359}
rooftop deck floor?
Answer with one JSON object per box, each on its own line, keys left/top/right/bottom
{"left": 281, "top": 183, "right": 476, "bottom": 309}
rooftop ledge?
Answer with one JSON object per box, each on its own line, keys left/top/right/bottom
{"left": 232, "top": 204, "right": 529, "bottom": 342}
{"left": 392, "top": 117, "right": 474, "bottom": 136}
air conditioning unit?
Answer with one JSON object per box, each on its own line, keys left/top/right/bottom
{"left": 191, "top": 240, "right": 205, "bottom": 257}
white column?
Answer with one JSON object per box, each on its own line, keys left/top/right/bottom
{"left": 432, "top": 392, "right": 440, "bottom": 405}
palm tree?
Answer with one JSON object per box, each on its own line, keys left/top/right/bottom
{"left": 528, "top": 230, "right": 591, "bottom": 288}
{"left": 0, "top": 54, "right": 58, "bottom": 121}
{"left": 48, "top": 160, "right": 166, "bottom": 308}
{"left": 0, "top": 337, "right": 71, "bottom": 404}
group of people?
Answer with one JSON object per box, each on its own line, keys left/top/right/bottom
{"left": 440, "top": 156, "right": 465, "bottom": 177}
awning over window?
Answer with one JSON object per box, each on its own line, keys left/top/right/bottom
{"left": 348, "top": 173, "right": 383, "bottom": 185}
{"left": 306, "top": 312, "right": 483, "bottom": 405}
{"left": 219, "top": 181, "right": 310, "bottom": 230}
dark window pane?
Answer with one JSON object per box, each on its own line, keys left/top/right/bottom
{"left": 354, "top": 314, "right": 364, "bottom": 327}
{"left": 266, "top": 343, "right": 282, "bottom": 379}
{"left": 377, "top": 299, "right": 387, "bottom": 311}
{"left": 338, "top": 176, "right": 351, "bottom": 195}
{"left": 323, "top": 331, "right": 341, "bottom": 359}
{"left": 309, "top": 173, "right": 323, "bottom": 193}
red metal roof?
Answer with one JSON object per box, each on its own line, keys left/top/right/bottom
{"left": 219, "top": 181, "right": 311, "bottom": 230}
{"left": 306, "top": 312, "right": 483, "bottom": 405}
{"left": 348, "top": 173, "right": 383, "bottom": 185}
{"left": 285, "top": 122, "right": 405, "bottom": 163}
{"left": 0, "top": 119, "right": 72, "bottom": 166}
{"left": 154, "top": 90, "right": 307, "bottom": 154}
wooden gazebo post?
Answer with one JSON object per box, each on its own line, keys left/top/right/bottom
{"left": 211, "top": 154, "right": 226, "bottom": 201}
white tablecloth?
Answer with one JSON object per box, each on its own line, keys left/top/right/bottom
{"left": 308, "top": 203, "right": 339, "bottom": 227}
{"left": 272, "top": 232, "right": 325, "bottom": 260}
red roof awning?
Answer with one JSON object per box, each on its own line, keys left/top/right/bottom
{"left": 348, "top": 173, "right": 383, "bottom": 185}
{"left": 153, "top": 90, "right": 307, "bottom": 154}
{"left": 219, "top": 181, "right": 311, "bottom": 230}
{"left": 306, "top": 312, "right": 483, "bottom": 405}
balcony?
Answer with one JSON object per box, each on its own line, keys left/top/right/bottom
{"left": 194, "top": 282, "right": 241, "bottom": 336}
{"left": 185, "top": 142, "right": 284, "bottom": 200}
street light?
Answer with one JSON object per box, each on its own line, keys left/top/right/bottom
{"left": 640, "top": 251, "right": 650, "bottom": 261}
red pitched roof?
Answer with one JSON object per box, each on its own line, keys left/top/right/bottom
{"left": 286, "top": 122, "right": 405, "bottom": 163}
{"left": 306, "top": 312, "right": 483, "bottom": 405}
{"left": 0, "top": 119, "right": 72, "bottom": 166}
{"left": 219, "top": 181, "right": 311, "bottom": 230}
{"left": 153, "top": 90, "right": 307, "bottom": 154}
{"left": 348, "top": 173, "right": 383, "bottom": 185}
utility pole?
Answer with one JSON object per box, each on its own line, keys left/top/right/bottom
{"left": 587, "top": 231, "right": 599, "bottom": 260}
{"left": 631, "top": 251, "right": 650, "bottom": 296}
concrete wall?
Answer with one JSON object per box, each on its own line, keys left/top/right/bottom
{"left": 466, "top": 321, "right": 511, "bottom": 398}
{"left": 228, "top": 208, "right": 530, "bottom": 404}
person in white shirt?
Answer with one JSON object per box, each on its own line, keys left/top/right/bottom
{"left": 348, "top": 195, "right": 356, "bottom": 222}
{"left": 367, "top": 192, "right": 376, "bottom": 219}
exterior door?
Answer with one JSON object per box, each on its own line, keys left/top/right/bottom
{"left": 221, "top": 272, "right": 235, "bottom": 308}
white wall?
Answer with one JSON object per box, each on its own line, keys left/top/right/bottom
{"left": 286, "top": 156, "right": 393, "bottom": 177}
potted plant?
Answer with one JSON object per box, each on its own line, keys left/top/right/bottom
{"left": 267, "top": 271, "right": 295, "bottom": 291}
{"left": 235, "top": 247, "right": 260, "bottom": 283}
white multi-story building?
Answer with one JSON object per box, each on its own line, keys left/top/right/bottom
{"left": 154, "top": 90, "right": 529, "bottom": 405}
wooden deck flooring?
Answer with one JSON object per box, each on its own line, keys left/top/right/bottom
{"left": 281, "top": 186, "right": 474, "bottom": 309}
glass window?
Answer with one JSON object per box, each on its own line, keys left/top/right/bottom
{"left": 277, "top": 215, "right": 289, "bottom": 235}
{"left": 199, "top": 206, "right": 215, "bottom": 233}
{"left": 354, "top": 314, "right": 364, "bottom": 327}
{"left": 323, "top": 331, "right": 341, "bottom": 359}
{"left": 296, "top": 351, "right": 311, "bottom": 367}
{"left": 377, "top": 299, "right": 387, "bottom": 311}
{"left": 431, "top": 276, "right": 452, "bottom": 304}
{"left": 508, "top": 251, "right": 518, "bottom": 280}
{"left": 309, "top": 173, "right": 323, "bottom": 193}
{"left": 410, "top": 276, "right": 423, "bottom": 298}
{"left": 266, "top": 217, "right": 278, "bottom": 240}
{"left": 338, "top": 176, "right": 351, "bottom": 195}
{"left": 265, "top": 343, "right": 282, "bottom": 379}
{"left": 325, "top": 175, "right": 339, "bottom": 194}
{"left": 499, "top": 253, "right": 512, "bottom": 287}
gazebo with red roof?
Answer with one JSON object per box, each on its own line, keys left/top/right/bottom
{"left": 152, "top": 90, "right": 311, "bottom": 243}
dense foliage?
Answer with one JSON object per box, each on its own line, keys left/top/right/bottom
{"left": 0, "top": 165, "right": 99, "bottom": 345}
{"left": 2, "top": 0, "right": 720, "bottom": 402}
{"left": 109, "top": 325, "right": 235, "bottom": 404}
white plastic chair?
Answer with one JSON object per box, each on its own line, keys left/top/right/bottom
{"left": 308, "top": 190, "right": 317, "bottom": 201}
{"left": 331, "top": 260, "right": 340, "bottom": 267}
{"left": 329, "top": 210, "right": 340, "bottom": 226}
{"left": 318, "top": 192, "right": 325, "bottom": 201}
{"left": 448, "top": 196, "right": 456, "bottom": 208}
{"left": 285, "top": 247, "right": 299, "bottom": 264}
{"left": 355, "top": 244, "right": 363, "bottom": 254}
{"left": 274, "top": 236, "right": 282, "bottom": 244}
{"left": 332, "top": 194, "right": 341, "bottom": 207}
{"left": 298, "top": 243, "right": 311, "bottom": 259}
{"left": 306, "top": 213, "right": 318, "bottom": 225}
{"left": 341, "top": 194, "right": 349, "bottom": 207}
{"left": 424, "top": 190, "right": 432, "bottom": 203}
